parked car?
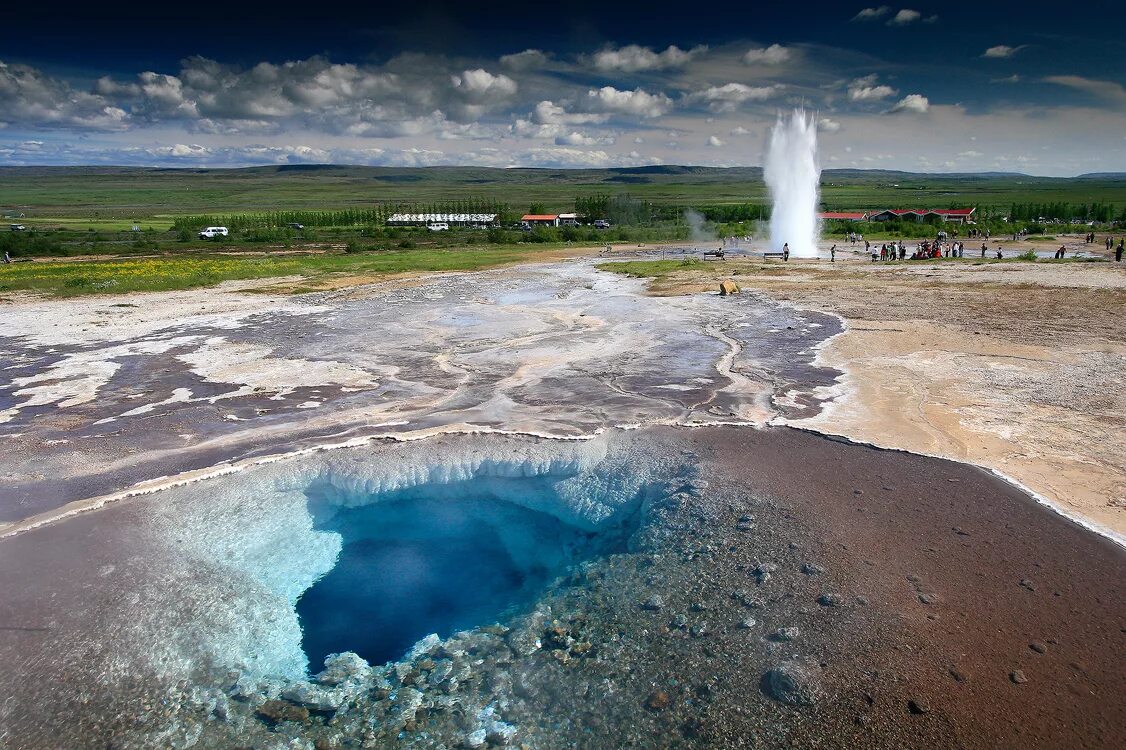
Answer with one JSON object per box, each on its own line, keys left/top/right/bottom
{"left": 198, "top": 226, "right": 229, "bottom": 239}
{"left": 560, "top": 219, "right": 580, "bottom": 227}
{"left": 427, "top": 222, "right": 450, "bottom": 232}
{"left": 287, "top": 223, "right": 305, "bottom": 230}
{"left": 594, "top": 219, "right": 611, "bottom": 229}
{"left": 9, "top": 224, "right": 27, "bottom": 231}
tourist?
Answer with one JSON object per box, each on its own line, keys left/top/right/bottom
{"left": 1117, "top": 241, "right": 1124, "bottom": 262}
{"left": 783, "top": 243, "right": 790, "bottom": 262}
{"left": 996, "top": 247, "right": 1003, "bottom": 259}
{"left": 880, "top": 244, "right": 887, "bottom": 261}
{"left": 981, "top": 242, "right": 987, "bottom": 258}
{"left": 1106, "top": 237, "right": 1112, "bottom": 251}
{"left": 2, "top": 250, "right": 10, "bottom": 264}
{"left": 830, "top": 245, "right": 836, "bottom": 263}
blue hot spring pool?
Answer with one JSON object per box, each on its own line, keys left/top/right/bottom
{"left": 296, "top": 473, "right": 646, "bottom": 667}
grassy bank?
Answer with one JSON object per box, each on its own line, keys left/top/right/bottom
{"left": 0, "top": 245, "right": 572, "bottom": 297}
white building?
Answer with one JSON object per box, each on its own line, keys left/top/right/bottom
{"left": 386, "top": 213, "right": 498, "bottom": 227}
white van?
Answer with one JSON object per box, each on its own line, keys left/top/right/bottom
{"left": 198, "top": 226, "right": 229, "bottom": 239}
{"left": 427, "top": 222, "right": 449, "bottom": 232}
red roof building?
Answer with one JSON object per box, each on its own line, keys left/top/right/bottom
{"left": 819, "top": 211, "right": 869, "bottom": 221}
{"left": 869, "top": 208, "right": 976, "bottom": 224}
{"left": 521, "top": 214, "right": 560, "bottom": 226}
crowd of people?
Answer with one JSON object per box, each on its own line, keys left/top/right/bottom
{"left": 859, "top": 238, "right": 970, "bottom": 261}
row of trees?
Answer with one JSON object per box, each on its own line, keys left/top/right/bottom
{"left": 1006, "top": 202, "right": 1125, "bottom": 223}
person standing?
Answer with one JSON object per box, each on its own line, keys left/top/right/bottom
{"left": 830, "top": 244, "right": 836, "bottom": 263}
{"left": 782, "top": 243, "right": 790, "bottom": 262}
{"left": 981, "top": 242, "right": 987, "bottom": 258}
{"left": 1117, "top": 241, "right": 1123, "bottom": 262}
{"left": 2, "top": 250, "right": 10, "bottom": 264}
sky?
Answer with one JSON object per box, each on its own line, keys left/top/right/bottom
{"left": 1, "top": 0, "right": 1124, "bottom": 176}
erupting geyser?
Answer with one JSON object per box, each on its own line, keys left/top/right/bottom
{"left": 764, "top": 109, "right": 821, "bottom": 258}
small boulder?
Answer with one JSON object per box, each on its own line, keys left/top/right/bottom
{"left": 719, "top": 280, "right": 740, "bottom": 296}
{"left": 642, "top": 595, "right": 665, "bottom": 611}
{"left": 763, "top": 660, "right": 821, "bottom": 705}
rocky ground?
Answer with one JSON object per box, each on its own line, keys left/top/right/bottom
{"left": 1, "top": 252, "right": 1123, "bottom": 749}
{"left": 628, "top": 249, "right": 1126, "bottom": 539}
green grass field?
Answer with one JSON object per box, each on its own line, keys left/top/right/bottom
{"left": 1, "top": 165, "right": 1121, "bottom": 297}
{"left": 0, "top": 245, "right": 572, "bottom": 297}
{"left": 4, "top": 165, "right": 1125, "bottom": 221}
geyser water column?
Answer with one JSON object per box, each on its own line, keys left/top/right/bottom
{"left": 764, "top": 109, "right": 821, "bottom": 258}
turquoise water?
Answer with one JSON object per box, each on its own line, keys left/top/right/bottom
{"left": 297, "top": 475, "right": 638, "bottom": 666}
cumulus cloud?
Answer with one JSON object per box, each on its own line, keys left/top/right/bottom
{"left": 742, "top": 44, "right": 791, "bottom": 65}
{"left": 691, "top": 83, "right": 782, "bottom": 112}
{"left": 852, "top": 6, "right": 890, "bottom": 21}
{"left": 0, "top": 61, "right": 129, "bottom": 129}
{"left": 888, "top": 9, "right": 921, "bottom": 25}
{"left": 983, "top": 45, "right": 1023, "bottom": 58}
{"left": 589, "top": 45, "right": 706, "bottom": 73}
{"left": 888, "top": 93, "right": 930, "bottom": 113}
{"left": 1043, "top": 75, "right": 1126, "bottom": 105}
{"left": 587, "top": 86, "right": 672, "bottom": 118}
{"left": 530, "top": 100, "right": 607, "bottom": 125}
{"left": 848, "top": 75, "right": 898, "bottom": 101}
{"left": 818, "top": 117, "right": 841, "bottom": 132}
{"left": 707, "top": 135, "right": 724, "bottom": 147}
{"left": 499, "top": 49, "right": 550, "bottom": 70}
{"left": 452, "top": 69, "right": 517, "bottom": 98}
{"left": 729, "top": 125, "right": 750, "bottom": 135}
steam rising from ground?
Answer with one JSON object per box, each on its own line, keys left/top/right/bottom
{"left": 765, "top": 109, "right": 821, "bottom": 257}
{"left": 684, "top": 209, "right": 716, "bottom": 242}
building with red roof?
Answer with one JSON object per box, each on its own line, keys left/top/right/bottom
{"left": 521, "top": 214, "right": 560, "bottom": 226}
{"left": 818, "top": 211, "right": 869, "bottom": 221}
{"left": 869, "top": 208, "right": 976, "bottom": 224}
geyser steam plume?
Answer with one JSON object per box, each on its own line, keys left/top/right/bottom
{"left": 764, "top": 109, "right": 821, "bottom": 258}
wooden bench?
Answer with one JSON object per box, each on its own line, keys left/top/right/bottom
{"left": 702, "top": 250, "right": 725, "bottom": 260}
{"left": 762, "top": 251, "right": 785, "bottom": 259}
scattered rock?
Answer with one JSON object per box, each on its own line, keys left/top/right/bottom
{"left": 1010, "top": 670, "right": 1028, "bottom": 684}
{"left": 256, "top": 700, "right": 310, "bottom": 724}
{"left": 1019, "top": 578, "right": 1035, "bottom": 591}
{"left": 763, "top": 660, "right": 821, "bottom": 705}
{"left": 670, "top": 613, "right": 688, "bottom": 629}
{"left": 817, "top": 594, "right": 843, "bottom": 607}
{"left": 689, "top": 622, "right": 708, "bottom": 638}
{"left": 463, "top": 728, "right": 488, "bottom": 748}
{"left": 770, "top": 627, "right": 800, "bottom": 642}
{"left": 1029, "top": 642, "right": 1047, "bottom": 654}
{"left": 952, "top": 526, "right": 971, "bottom": 536}
{"left": 642, "top": 595, "right": 665, "bottom": 611}
{"left": 719, "top": 280, "right": 740, "bottom": 296}
{"left": 907, "top": 698, "right": 930, "bottom": 715}
{"left": 948, "top": 667, "right": 969, "bottom": 683}
{"left": 853, "top": 489, "right": 864, "bottom": 496}
{"left": 801, "top": 562, "right": 825, "bottom": 576}
{"left": 918, "top": 593, "right": 940, "bottom": 605}
{"left": 855, "top": 596, "right": 871, "bottom": 606}
{"left": 316, "top": 652, "right": 370, "bottom": 686}
{"left": 645, "top": 691, "right": 671, "bottom": 711}
{"left": 281, "top": 682, "right": 343, "bottom": 712}
{"left": 737, "top": 617, "right": 757, "bottom": 629}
